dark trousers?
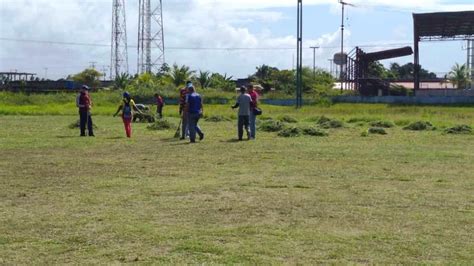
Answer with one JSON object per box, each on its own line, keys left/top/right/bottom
{"left": 238, "top": 115, "right": 250, "bottom": 140}
{"left": 79, "top": 111, "right": 94, "bottom": 136}
{"left": 156, "top": 105, "right": 163, "bottom": 118}
{"left": 187, "top": 113, "right": 203, "bottom": 142}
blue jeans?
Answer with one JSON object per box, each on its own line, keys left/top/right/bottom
{"left": 249, "top": 112, "right": 256, "bottom": 139}
{"left": 187, "top": 113, "right": 203, "bottom": 142}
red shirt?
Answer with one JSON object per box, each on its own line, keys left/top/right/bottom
{"left": 249, "top": 91, "right": 259, "bottom": 108}
{"left": 79, "top": 92, "right": 91, "bottom": 112}
{"left": 156, "top": 95, "right": 164, "bottom": 106}
{"left": 179, "top": 88, "right": 187, "bottom": 106}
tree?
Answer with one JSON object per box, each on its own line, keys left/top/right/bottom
{"left": 71, "top": 68, "right": 103, "bottom": 87}
{"left": 169, "top": 64, "right": 195, "bottom": 87}
{"left": 114, "top": 73, "right": 132, "bottom": 90}
{"left": 197, "top": 70, "right": 211, "bottom": 89}
{"left": 448, "top": 63, "right": 470, "bottom": 89}
{"left": 209, "top": 73, "right": 234, "bottom": 91}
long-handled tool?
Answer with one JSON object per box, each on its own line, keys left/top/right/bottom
{"left": 174, "top": 118, "right": 182, "bottom": 138}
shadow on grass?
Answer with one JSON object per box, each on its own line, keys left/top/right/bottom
{"left": 220, "top": 139, "right": 247, "bottom": 143}
{"left": 56, "top": 135, "right": 78, "bottom": 139}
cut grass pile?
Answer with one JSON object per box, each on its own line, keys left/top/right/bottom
{"left": 278, "top": 115, "right": 298, "bottom": 123}
{"left": 316, "top": 116, "right": 344, "bottom": 129}
{"left": 259, "top": 120, "right": 285, "bottom": 132}
{"left": 277, "top": 126, "right": 301, "bottom": 137}
{"left": 147, "top": 119, "right": 175, "bottom": 130}
{"left": 368, "top": 127, "right": 388, "bottom": 135}
{"left": 403, "top": 121, "right": 435, "bottom": 131}
{"left": 301, "top": 126, "right": 329, "bottom": 137}
{"left": 205, "top": 115, "right": 231, "bottom": 122}
{"left": 369, "top": 120, "right": 395, "bottom": 128}
{"left": 444, "top": 124, "right": 472, "bottom": 135}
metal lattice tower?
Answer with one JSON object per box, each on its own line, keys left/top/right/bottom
{"left": 137, "top": 0, "right": 165, "bottom": 74}
{"left": 110, "top": 0, "right": 129, "bottom": 79}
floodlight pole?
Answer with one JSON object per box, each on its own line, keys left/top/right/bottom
{"left": 310, "top": 46, "right": 319, "bottom": 78}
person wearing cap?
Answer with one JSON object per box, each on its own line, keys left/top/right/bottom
{"left": 179, "top": 81, "right": 192, "bottom": 139}
{"left": 232, "top": 86, "right": 253, "bottom": 141}
{"left": 113, "top": 92, "right": 143, "bottom": 138}
{"left": 76, "top": 85, "right": 94, "bottom": 137}
{"left": 154, "top": 92, "right": 165, "bottom": 119}
{"left": 184, "top": 86, "right": 204, "bottom": 143}
{"left": 248, "top": 84, "right": 259, "bottom": 140}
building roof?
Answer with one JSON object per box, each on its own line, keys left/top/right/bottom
{"left": 413, "top": 11, "right": 474, "bottom": 41}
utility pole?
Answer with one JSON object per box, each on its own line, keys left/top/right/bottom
{"left": 296, "top": 0, "right": 303, "bottom": 108}
{"left": 328, "top": 59, "right": 334, "bottom": 77}
{"left": 467, "top": 39, "right": 474, "bottom": 89}
{"left": 110, "top": 0, "right": 129, "bottom": 79}
{"left": 43, "top": 67, "right": 48, "bottom": 80}
{"left": 138, "top": 0, "right": 165, "bottom": 74}
{"left": 89, "top": 61, "right": 97, "bottom": 69}
{"left": 338, "top": 1, "right": 355, "bottom": 92}
{"left": 310, "top": 46, "right": 320, "bottom": 78}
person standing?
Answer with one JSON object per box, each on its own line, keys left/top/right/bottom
{"left": 248, "top": 84, "right": 259, "bottom": 140}
{"left": 113, "top": 92, "right": 143, "bottom": 138}
{"left": 184, "top": 86, "right": 204, "bottom": 143}
{"left": 76, "top": 85, "right": 94, "bottom": 137}
{"left": 179, "top": 81, "right": 192, "bottom": 139}
{"left": 232, "top": 86, "right": 253, "bottom": 141}
{"left": 154, "top": 92, "right": 165, "bottom": 119}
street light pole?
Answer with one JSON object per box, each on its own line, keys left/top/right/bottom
{"left": 310, "top": 46, "right": 319, "bottom": 78}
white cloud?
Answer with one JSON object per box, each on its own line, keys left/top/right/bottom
{"left": 0, "top": 0, "right": 472, "bottom": 79}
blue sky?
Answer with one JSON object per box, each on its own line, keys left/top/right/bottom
{"left": 0, "top": 0, "right": 473, "bottom": 79}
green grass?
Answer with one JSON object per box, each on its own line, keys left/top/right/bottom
{"left": 0, "top": 104, "right": 473, "bottom": 264}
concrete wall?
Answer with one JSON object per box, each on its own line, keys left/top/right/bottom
{"left": 333, "top": 96, "right": 474, "bottom": 105}
{"left": 416, "top": 89, "right": 474, "bottom": 97}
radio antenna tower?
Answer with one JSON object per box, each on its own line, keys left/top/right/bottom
{"left": 110, "top": 0, "right": 129, "bottom": 79}
{"left": 137, "top": 0, "right": 165, "bottom": 74}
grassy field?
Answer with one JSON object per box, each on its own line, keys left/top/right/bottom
{"left": 0, "top": 104, "right": 473, "bottom": 264}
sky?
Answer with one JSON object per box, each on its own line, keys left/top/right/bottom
{"left": 0, "top": 0, "right": 473, "bottom": 80}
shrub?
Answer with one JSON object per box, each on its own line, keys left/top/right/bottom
{"left": 278, "top": 126, "right": 301, "bottom": 137}
{"left": 205, "top": 115, "right": 231, "bottom": 122}
{"left": 369, "top": 120, "right": 395, "bottom": 128}
{"left": 279, "top": 115, "right": 298, "bottom": 123}
{"left": 301, "top": 127, "right": 328, "bottom": 137}
{"left": 147, "top": 119, "right": 175, "bottom": 130}
{"left": 403, "top": 121, "right": 435, "bottom": 131}
{"left": 259, "top": 120, "right": 285, "bottom": 132}
{"left": 444, "top": 125, "right": 472, "bottom": 134}
{"left": 368, "top": 127, "right": 387, "bottom": 135}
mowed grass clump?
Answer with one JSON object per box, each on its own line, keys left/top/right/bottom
{"left": 259, "top": 120, "right": 286, "bottom": 132}
{"left": 301, "top": 126, "right": 329, "bottom": 137}
{"left": 278, "top": 126, "right": 301, "bottom": 137}
{"left": 316, "top": 116, "right": 344, "bottom": 129}
{"left": 368, "top": 127, "right": 388, "bottom": 135}
{"left": 278, "top": 115, "right": 298, "bottom": 123}
{"left": 444, "top": 124, "right": 472, "bottom": 135}
{"left": 147, "top": 119, "right": 175, "bottom": 130}
{"left": 403, "top": 121, "right": 435, "bottom": 131}
{"left": 205, "top": 115, "right": 231, "bottom": 122}
{"left": 369, "top": 120, "right": 395, "bottom": 128}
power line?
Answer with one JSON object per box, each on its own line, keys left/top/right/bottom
{"left": 0, "top": 37, "right": 414, "bottom": 51}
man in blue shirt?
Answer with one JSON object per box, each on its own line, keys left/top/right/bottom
{"left": 184, "top": 86, "right": 204, "bottom": 143}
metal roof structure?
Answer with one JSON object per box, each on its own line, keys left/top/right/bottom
{"left": 413, "top": 11, "right": 474, "bottom": 92}
{"left": 413, "top": 11, "right": 474, "bottom": 41}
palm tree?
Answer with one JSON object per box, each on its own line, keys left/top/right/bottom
{"left": 169, "top": 64, "right": 195, "bottom": 87}
{"left": 197, "top": 70, "right": 211, "bottom": 89}
{"left": 114, "top": 73, "right": 132, "bottom": 90}
{"left": 448, "top": 63, "right": 470, "bottom": 89}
